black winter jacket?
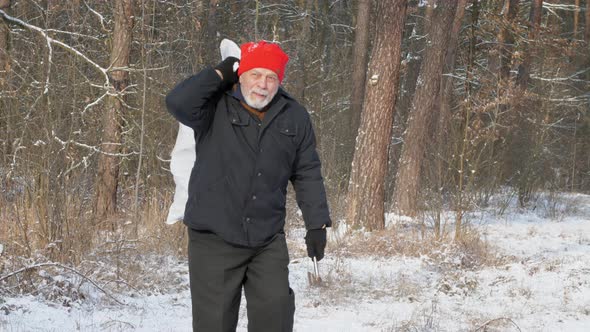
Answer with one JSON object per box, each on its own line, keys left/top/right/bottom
{"left": 166, "top": 68, "right": 331, "bottom": 247}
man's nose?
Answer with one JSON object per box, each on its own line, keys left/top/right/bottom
{"left": 257, "top": 77, "right": 268, "bottom": 89}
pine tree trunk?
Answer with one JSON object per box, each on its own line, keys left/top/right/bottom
{"left": 346, "top": 0, "right": 407, "bottom": 231}
{"left": 392, "top": 0, "right": 458, "bottom": 217}
{"left": 349, "top": 0, "right": 371, "bottom": 136}
{"left": 395, "top": 3, "right": 434, "bottom": 125}
{"left": 387, "top": 4, "right": 434, "bottom": 207}
{"left": 94, "top": 0, "right": 134, "bottom": 224}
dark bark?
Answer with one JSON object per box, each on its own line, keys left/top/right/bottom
{"left": 512, "top": 0, "right": 543, "bottom": 206}
{"left": 516, "top": 0, "right": 543, "bottom": 88}
{"left": 203, "top": 0, "right": 218, "bottom": 64}
{"left": 346, "top": 0, "right": 407, "bottom": 231}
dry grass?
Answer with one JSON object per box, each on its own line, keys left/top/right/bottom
{"left": 0, "top": 184, "right": 190, "bottom": 303}
{"left": 333, "top": 224, "right": 507, "bottom": 269}
{"left": 2, "top": 179, "right": 508, "bottom": 308}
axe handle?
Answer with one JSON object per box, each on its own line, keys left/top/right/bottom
{"left": 313, "top": 256, "right": 319, "bottom": 277}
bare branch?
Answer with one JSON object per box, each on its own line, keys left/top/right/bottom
{"left": 542, "top": 2, "right": 582, "bottom": 11}
{"left": 82, "top": 92, "right": 109, "bottom": 115}
{"left": 53, "top": 132, "right": 138, "bottom": 157}
{"left": 0, "top": 9, "right": 109, "bottom": 85}
{"left": 46, "top": 28, "right": 101, "bottom": 41}
{"left": 83, "top": 0, "right": 110, "bottom": 32}
{"left": 0, "top": 262, "right": 125, "bottom": 305}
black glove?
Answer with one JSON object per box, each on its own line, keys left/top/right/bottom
{"left": 305, "top": 228, "right": 326, "bottom": 261}
{"left": 214, "top": 56, "right": 240, "bottom": 85}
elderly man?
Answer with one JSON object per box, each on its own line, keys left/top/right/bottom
{"left": 166, "top": 40, "right": 331, "bottom": 332}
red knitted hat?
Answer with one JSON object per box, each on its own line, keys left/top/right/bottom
{"left": 238, "top": 41, "right": 289, "bottom": 82}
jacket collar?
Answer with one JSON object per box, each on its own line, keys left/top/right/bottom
{"left": 226, "top": 85, "right": 288, "bottom": 127}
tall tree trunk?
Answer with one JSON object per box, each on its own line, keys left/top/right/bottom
{"left": 586, "top": 0, "right": 590, "bottom": 43}
{"left": 0, "top": 0, "right": 10, "bottom": 172}
{"left": 346, "top": 0, "right": 407, "bottom": 231}
{"left": 392, "top": 0, "right": 458, "bottom": 217}
{"left": 435, "top": 0, "right": 468, "bottom": 145}
{"left": 573, "top": 0, "right": 580, "bottom": 38}
{"left": 516, "top": 0, "right": 543, "bottom": 88}
{"left": 292, "top": 0, "right": 313, "bottom": 102}
{"left": 0, "top": 0, "right": 10, "bottom": 89}
{"left": 394, "top": 4, "right": 434, "bottom": 133}
{"left": 387, "top": 3, "right": 433, "bottom": 207}
{"left": 190, "top": 0, "right": 206, "bottom": 72}
{"left": 94, "top": 0, "right": 134, "bottom": 224}
{"left": 489, "top": 0, "right": 519, "bottom": 82}
{"left": 203, "top": 0, "right": 218, "bottom": 64}
{"left": 431, "top": 0, "right": 468, "bottom": 237}
{"left": 349, "top": 0, "right": 371, "bottom": 136}
{"left": 512, "top": 0, "right": 543, "bottom": 206}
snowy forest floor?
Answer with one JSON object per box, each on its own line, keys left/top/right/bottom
{"left": 1, "top": 191, "right": 589, "bottom": 331}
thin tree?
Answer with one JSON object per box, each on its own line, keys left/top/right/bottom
{"left": 432, "top": 0, "right": 469, "bottom": 238}
{"left": 386, "top": 3, "right": 434, "bottom": 209}
{"left": 349, "top": 0, "right": 372, "bottom": 136}
{"left": 435, "top": 0, "right": 468, "bottom": 145}
{"left": 346, "top": 0, "right": 407, "bottom": 231}
{"left": 0, "top": 0, "right": 11, "bottom": 166}
{"left": 573, "top": 0, "right": 580, "bottom": 38}
{"left": 516, "top": 0, "right": 543, "bottom": 89}
{"left": 292, "top": 0, "right": 313, "bottom": 102}
{"left": 392, "top": 0, "right": 458, "bottom": 217}
{"left": 490, "top": 0, "right": 520, "bottom": 83}
{"left": 512, "top": 0, "right": 543, "bottom": 206}
{"left": 0, "top": 0, "right": 9, "bottom": 84}
{"left": 395, "top": 2, "right": 434, "bottom": 124}
{"left": 94, "top": 0, "right": 134, "bottom": 224}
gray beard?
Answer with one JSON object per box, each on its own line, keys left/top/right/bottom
{"left": 244, "top": 95, "right": 271, "bottom": 110}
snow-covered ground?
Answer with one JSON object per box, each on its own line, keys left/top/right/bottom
{"left": 1, "top": 192, "right": 589, "bottom": 331}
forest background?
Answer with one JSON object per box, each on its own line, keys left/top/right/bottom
{"left": 0, "top": 0, "right": 589, "bottom": 308}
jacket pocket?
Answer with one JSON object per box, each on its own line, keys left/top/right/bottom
{"left": 278, "top": 126, "right": 296, "bottom": 136}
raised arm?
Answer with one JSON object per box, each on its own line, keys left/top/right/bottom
{"left": 165, "top": 57, "right": 240, "bottom": 135}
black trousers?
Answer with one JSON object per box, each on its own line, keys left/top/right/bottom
{"left": 187, "top": 228, "right": 295, "bottom": 332}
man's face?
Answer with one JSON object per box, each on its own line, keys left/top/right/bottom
{"left": 239, "top": 68, "right": 280, "bottom": 110}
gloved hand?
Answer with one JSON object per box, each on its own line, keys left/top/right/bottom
{"left": 214, "top": 56, "right": 240, "bottom": 85}
{"left": 305, "top": 228, "right": 326, "bottom": 261}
